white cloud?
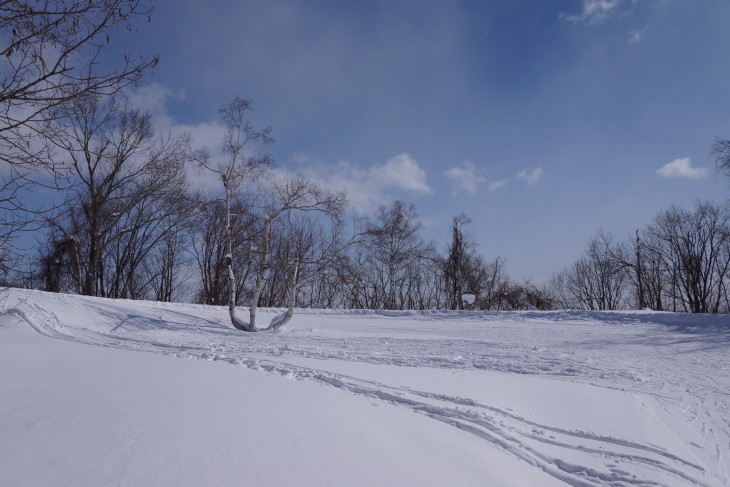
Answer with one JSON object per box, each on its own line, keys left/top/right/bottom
{"left": 487, "top": 179, "right": 508, "bottom": 192}
{"left": 129, "top": 84, "right": 432, "bottom": 205}
{"left": 628, "top": 26, "right": 646, "bottom": 44}
{"left": 174, "top": 121, "right": 227, "bottom": 151}
{"left": 559, "top": 0, "right": 621, "bottom": 24}
{"left": 656, "top": 158, "right": 709, "bottom": 179}
{"left": 443, "top": 161, "right": 509, "bottom": 195}
{"left": 297, "top": 153, "right": 432, "bottom": 211}
{"left": 516, "top": 167, "right": 543, "bottom": 186}
{"left": 443, "top": 160, "right": 487, "bottom": 194}
{"left": 126, "top": 83, "right": 251, "bottom": 192}
{"left": 375, "top": 153, "right": 431, "bottom": 194}
{"left": 128, "top": 82, "right": 228, "bottom": 152}
{"left": 128, "top": 83, "right": 178, "bottom": 128}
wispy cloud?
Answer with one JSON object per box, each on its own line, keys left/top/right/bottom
{"left": 488, "top": 179, "right": 508, "bottom": 192}
{"left": 127, "top": 83, "right": 229, "bottom": 191}
{"left": 443, "top": 161, "right": 510, "bottom": 195}
{"left": 127, "top": 86, "right": 434, "bottom": 204}
{"left": 128, "top": 83, "right": 184, "bottom": 129}
{"left": 516, "top": 167, "right": 544, "bottom": 186}
{"left": 443, "top": 160, "right": 487, "bottom": 194}
{"left": 129, "top": 82, "right": 227, "bottom": 152}
{"left": 656, "top": 158, "right": 709, "bottom": 179}
{"left": 628, "top": 26, "right": 647, "bottom": 44}
{"left": 559, "top": 0, "right": 621, "bottom": 24}
{"left": 296, "top": 153, "right": 431, "bottom": 210}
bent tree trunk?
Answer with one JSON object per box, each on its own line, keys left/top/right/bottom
{"left": 226, "top": 252, "right": 250, "bottom": 331}
{"left": 224, "top": 181, "right": 254, "bottom": 332}
{"left": 267, "top": 258, "right": 299, "bottom": 331}
{"left": 266, "top": 231, "right": 360, "bottom": 331}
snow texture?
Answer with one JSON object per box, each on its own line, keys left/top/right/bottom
{"left": 1, "top": 288, "right": 729, "bottom": 486}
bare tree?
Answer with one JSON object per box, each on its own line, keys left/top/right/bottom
{"left": 436, "top": 219, "right": 541, "bottom": 311}
{"left": 0, "top": 1, "right": 157, "bottom": 265}
{"left": 640, "top": 238, "right": 670, "bottom": 311}
{"left": 712, "top": 137, "right": 730, "bottom": 183}
{"left": 195, "top": 97, "right": 273, "bottom": 331}
{"left": 252, "top": 175, "right": 349, "bottom": 331}
{"left": 549, "top": 231, "right": 628, "bottom": 311}
{"left": 146, "top": 222, "right": 193, "bottom": 302}
{"left": 645, "top": 201, "right": 730, "bottom": 313}
{"left": 191, "top": 195, "right": 258, "bottom": 306}
{"left": 475, "top": 256, "right": 510, "bottom": 310}
{"left": 335, "top": 246, "right": 375, "bottom": 309}
{"left": 610, "top": 230, "right": 648, "bottom": 309}
{"left": 263, "top": 211, "right": 352, "bottom": 329}
{"left": 43, "top": 93, "right": 190, "bottom": 297}
{"left": 0, "top": 1, "right": 156, "bottom": 143}
{"left": 102, "top": 176, "right": 195, "bottom": 300}
{"left": 360, "top": 201, "right": 429, "bottom": 310}
{"left": 39, "top": 234, "right": 81, "bottom": 293}
{"left": 550, "top": 201, "right": 730, "bottom": 314}
{"left": 444, "top": 213, "right": 473, "bottom": 309}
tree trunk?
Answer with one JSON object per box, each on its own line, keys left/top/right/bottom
{"left": 249, "top": 215, "right": 272, "bottom": 332}
{"left": 67, "top": 235, "right": 83, "bottom": 295}
{"left": 224, "top": 181, "right": 252, "bottom": 331}
{"left": 268, "top": 258, "right": 299, "bottom": 331}
{"left": 635, "top": 230, "right": 646, "bottom": 309}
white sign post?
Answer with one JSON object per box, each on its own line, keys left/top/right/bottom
{"left": 461, "top": 293, "right": 476, "bottom": 309}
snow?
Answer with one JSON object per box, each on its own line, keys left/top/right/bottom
{"left": 1, "top": 289, "right": 729, "bottom": 486}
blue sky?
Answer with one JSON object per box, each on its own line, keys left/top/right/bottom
{"left": 109, "top": 0, "right": 730, "bottom": 280}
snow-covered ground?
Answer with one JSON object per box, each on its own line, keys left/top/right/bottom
{"left": 1, "top": 289, "right": 728, "bottom": 486}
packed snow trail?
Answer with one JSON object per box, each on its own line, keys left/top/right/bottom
{"left": 5, "top": 289, "right": 730, "bottom": 486}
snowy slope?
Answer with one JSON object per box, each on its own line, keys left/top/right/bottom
{"left": 1, "top": 288, "right": 728, "bottom": 486}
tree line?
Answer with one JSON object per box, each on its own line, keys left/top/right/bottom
{"left": 2, "top": 1, "right": 729, "bottom": 319}
{"left": 550, "top": 199, "right": 730, "bottom": 313}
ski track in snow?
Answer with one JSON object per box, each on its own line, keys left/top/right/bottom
{"left": 6, "top": 289, "right": 730, "bottom": 487}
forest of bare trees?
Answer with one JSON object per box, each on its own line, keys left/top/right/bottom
{"left": 9, "top": 86, "right": 730, "bottom": 317}
{"left": 550, "top": 200, "right": 730, "bottom": 313}
{"left": 3, "top": 2, "right": 730, "bottom": 323}
{"left": 0, "top": 0, "right": 157, "bottom": 278}
{"left": 12, "top": 105, "right": 730, "bottom": 316}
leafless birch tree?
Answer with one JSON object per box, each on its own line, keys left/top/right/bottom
{"left": 195, "top": 97, "right": 273, "bottom": 331}
{"left": 252, "top": 175, "right": 349, "bottom": 331}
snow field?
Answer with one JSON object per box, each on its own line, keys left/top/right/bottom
{"left": 1, "top": 289, "right": 728, "bottom": 486}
